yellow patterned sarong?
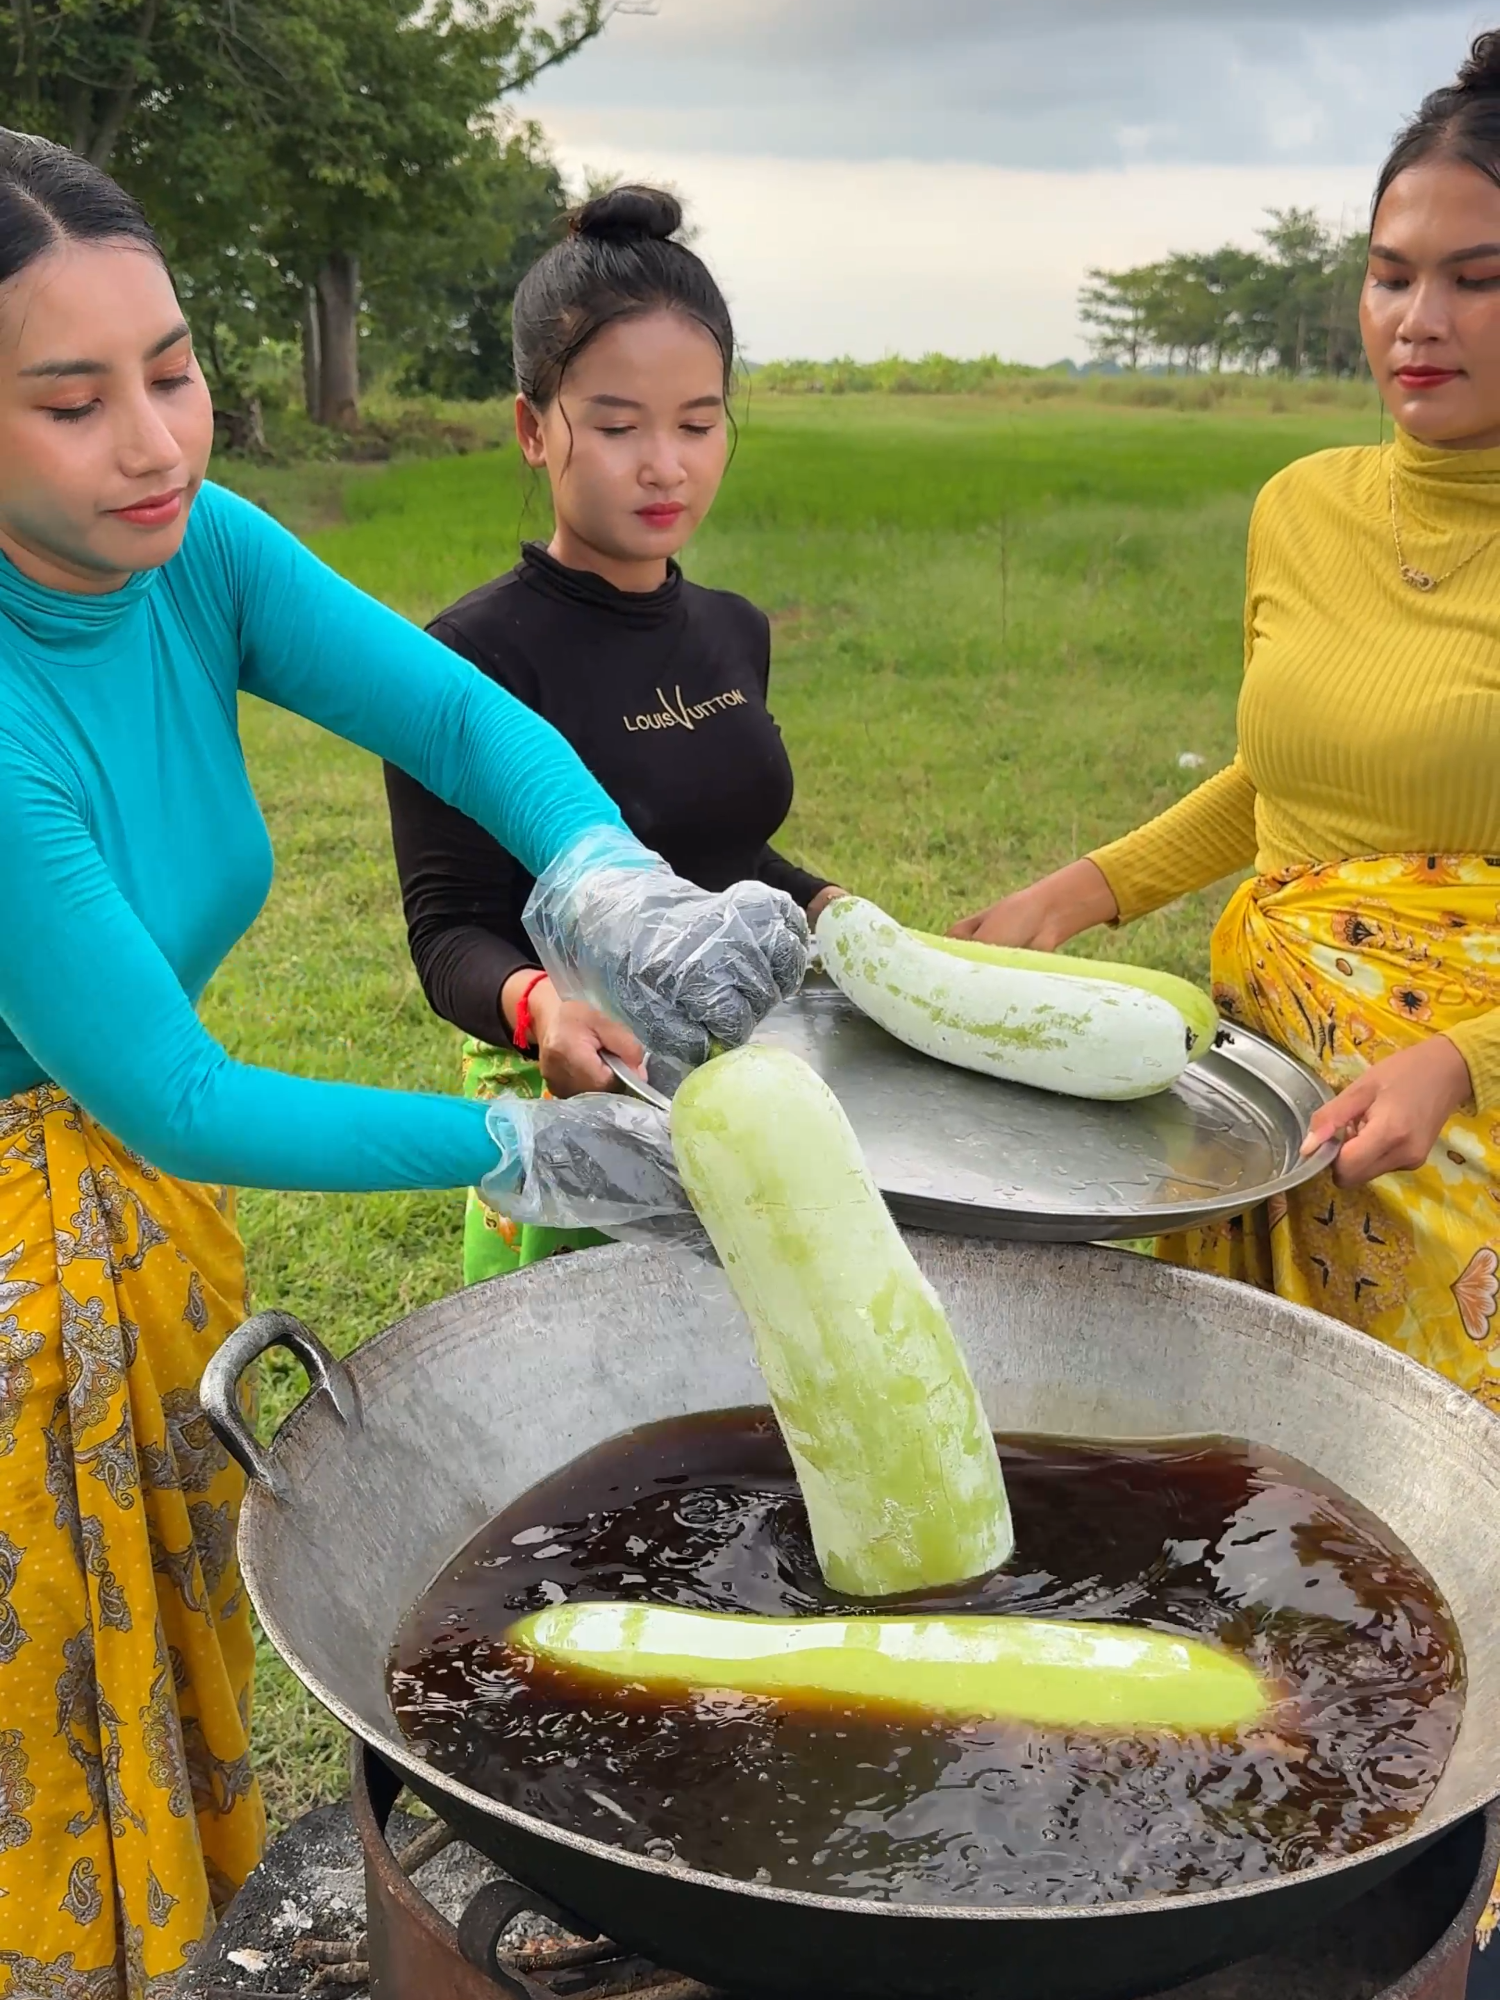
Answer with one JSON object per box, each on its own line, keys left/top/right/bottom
{"left": 0, "top": 1088, "right": 265, "bottom": 1998}
{"left": 1159, "top": 855, "right": 1500, "bottom": 1404}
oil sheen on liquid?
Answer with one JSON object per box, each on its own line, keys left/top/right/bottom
{"left": 389, "top": 1410, "right": 1464, "bottom": 1906}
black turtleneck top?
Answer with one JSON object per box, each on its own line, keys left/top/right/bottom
{"left": 384, "top": 543, "right": 832, "bottom": 1043}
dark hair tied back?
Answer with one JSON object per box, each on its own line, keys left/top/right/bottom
{"left": 513, "top": 182, "right": 734, "bottom": 408}
{"left": 571, "top": 184, "right": 683, "bottom": 246}
{"left": 1374, "top": 29, "right": 1500, "bottom": 217}
{"left": 0, "top": 127, "right": 162, "bottom": 292}
{"left": 1457, "top": 29, "right": 1500, "bottom": 95}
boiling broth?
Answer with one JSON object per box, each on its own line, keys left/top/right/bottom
{"left": 389, "top": 1410, "right": 1464, "bottom": 1906}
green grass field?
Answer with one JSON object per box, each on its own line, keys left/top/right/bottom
{"left": 213, "top": 390, "right": 1379, "bottom": 1827}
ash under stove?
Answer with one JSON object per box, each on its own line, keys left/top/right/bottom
{"left": 181, "top": 1745, "right": 1499, "bottom": 2000}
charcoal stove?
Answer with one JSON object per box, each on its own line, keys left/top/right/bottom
{"left": 186, "top": 1744, "right": 1500, "bottom": 2000}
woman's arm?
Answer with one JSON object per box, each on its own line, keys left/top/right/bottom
{"left": 383, "top": 756, "right": 539, "bottom": 1044}
{"left": 953, "top": 761, "right": 1258, "bottom": 949}
{"left": 1303, "top": 1036, "right": 1475, "bottom": 1188}
{"left": 1087, "top": 758, "right": 1259, "bottom": 925}
{"left": 956, "top": 497, "right": 1268, "bottom": 950}
{"left": 210, "top": 486, "right": 624, "bottom": 876}
{"left": 217, "top": 490, "right": 804, "bottom": 1066}
{"left": 757, "top": 846, "right": 840, "bottom": 920}
{"left": 0, "top": 746, "right": 498, "bottom": 1192}
{"left": 384, "top": 756, "right": 644, "bottom": 1096}
{"left": 381, "top": 613, "right": 646, "bottom": 1092}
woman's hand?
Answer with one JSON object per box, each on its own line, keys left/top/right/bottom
{"left": 1301, "top": 1037, "right": 1474, "bottom": 1188}
{"left": 480, "top": 1093, "right": 711, "bottom": 1258}
{"left": 806, "top": 885, "right": 848, "bottom": 929}
{"left": 523, "top": 827, "right": 810, "bottom": 1065}
{"left": 951, "top": 859, "right": 1119, "bottom": 952}
{"left": 520, "top": 978, "right": 645, "bottom": 1099}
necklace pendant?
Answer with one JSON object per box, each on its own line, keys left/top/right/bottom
{"left": 1400, "top": 564, "right": 1437, "bottom": 592}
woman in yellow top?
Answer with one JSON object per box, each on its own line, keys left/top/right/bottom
{"left": 957, "top": 33, "right": 1500, "bottom": 1412}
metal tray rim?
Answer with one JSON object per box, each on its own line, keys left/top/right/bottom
{"left": 622, "top": 994, "right": 1337, "bottom": 1244}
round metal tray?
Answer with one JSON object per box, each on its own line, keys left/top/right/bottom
{"left": 620, "top": 978, "right": 1339, "bottom": 1243}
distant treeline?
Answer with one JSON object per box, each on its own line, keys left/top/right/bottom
{"left": 755, "top": 356, "right": 1036, "bottom": 395}
{"left": 1079, "top": 210, "right": 1368, "bottom": 377}
{"left": 750, "top": 359, "right": 1373, "bottom": 415}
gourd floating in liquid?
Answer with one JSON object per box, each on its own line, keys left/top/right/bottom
{"left": 507, "top": 1601, "right": 1271, "bottom": 1736}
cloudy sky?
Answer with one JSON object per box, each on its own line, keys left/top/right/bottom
{"left": 525, "top": 1, "right": 1487, "bottom": 363}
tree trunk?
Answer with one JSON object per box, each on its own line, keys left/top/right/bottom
{"left": 313, "top": 253, "right": 361, "bottom": 430}
{"left": 214, "top": 397, "right": 268, "bottom": 456}
{"left": 84, "top": 0, "right": 161, "bottom": 168}
{"left": 13, "top": 0, "right": 40, "bottom": 116}
{"left": 301, "top": 287, "right": 322, "bottom": 421}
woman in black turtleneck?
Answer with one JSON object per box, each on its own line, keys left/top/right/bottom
{"left": 385, "top": 184, "right": 845, "bottom": 1283}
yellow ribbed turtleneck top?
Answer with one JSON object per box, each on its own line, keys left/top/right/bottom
{"left": 1091, "top": 426, "right": 1500, "bottom": 1104}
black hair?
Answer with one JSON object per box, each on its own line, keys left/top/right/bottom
{"left": 1374, "top": 30, "right": 1500, "bottom": 219}
{"left": 0, "top": 127, "right": 163, "bottom": 290}
{"left": 512, "top": 184, "right": 735, "bottom": 409}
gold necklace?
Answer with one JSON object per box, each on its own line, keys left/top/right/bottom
{"left": 1387, "top": 458, "right": 1500, "bottom": 591}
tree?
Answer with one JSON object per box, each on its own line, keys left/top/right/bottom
{"left": 380, "top": 119, "right": 565, "bottom": 401}
{"left": 1079, "top": 266, "right": 1157, "bottom": 371}
{"left": 1076, "top": 213, "right": 1370, "bottom": 379}
{"left": 1, "top": 2, "right": 653, "bottom": 430}
{"left": 1320, "top": 229, "right": 1369, "bottom": 379}
{"left": 1, "top": 2, "right": 285, "bottom": 169}
{"left": 114, "top": 31, "right": 302, "bottom": 439}
{"left": 1258, "top": 208, "right": 1334, "bottom": 376}
{"left": 265, "top": 1, "right": 654, "bottom": 428}
{"left": 1145, "top": 255, "right": 1225, "bottom": 371}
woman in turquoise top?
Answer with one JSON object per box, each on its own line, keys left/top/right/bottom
{"left": 0, "top": 132, "right": 806, "bottom": 1996}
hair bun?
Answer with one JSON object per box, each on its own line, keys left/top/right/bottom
{"left": 571, "top": 184, "right": 682, "bottom": 246}
{"left": 1456, "top": 29, "right": 1500, "bottom": 94}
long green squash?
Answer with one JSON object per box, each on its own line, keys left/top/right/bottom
{"left": 670, "top": 1042, "right": 1012, "bottom": 1597}
{"left": 816, "top": 895, "right": 1217, "bottom": 1101}
{"left": 508, "top": 1603, "right": 1269, "bottom": 1736}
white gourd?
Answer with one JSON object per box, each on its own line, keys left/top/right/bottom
{"left": 671, "top": 1043, "right": 1013, "bottom": 1599}
{"left": 816, "top": 896, "right": 1218, "bottom": 1102}
{"left": 507, "top": 1602, "right": 1269, "bottom": 1736}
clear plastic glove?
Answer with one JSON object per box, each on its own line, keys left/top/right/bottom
{"left": 479, "top": 1094, "right": 713, "bottom": 1259}
{"left": 524, "top": 826, "right": 810, "bottom": 1065}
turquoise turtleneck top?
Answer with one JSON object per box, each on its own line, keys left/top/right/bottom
{"left": 0, "top": 480, "right": 622, "bottom": 1191}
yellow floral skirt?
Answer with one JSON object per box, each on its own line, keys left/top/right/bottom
{"left": 1159, "top": 855, "right": 1500, "bottom": 1403}
{"left": 0, "top": 1088, "right": 265, "bottom": 1998}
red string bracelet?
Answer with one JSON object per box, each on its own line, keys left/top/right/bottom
{"left": 512, "top": 972, "right": 550, "bottom": 1054}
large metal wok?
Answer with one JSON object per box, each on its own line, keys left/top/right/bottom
{"left": 202, "top": 1237, "right": 1500, "bottom": 2000}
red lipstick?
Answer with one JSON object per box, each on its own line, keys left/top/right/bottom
{"left": 1397, "top": 367, "right": 1461, "bottom": 391}
{"left": 110, "top": 489, "right": 186, "bottom": 529}
{"left": 637, "top": 502, "right": 687, "bottom": 529}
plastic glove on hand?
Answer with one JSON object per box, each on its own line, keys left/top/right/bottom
{"left": 523, "top": 827, "right": 810, "bottom": 1065}
{"left": 480, "top": 1094, "right": 713, "bottom": 1259}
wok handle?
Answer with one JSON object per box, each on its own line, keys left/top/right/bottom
{"left": 200, "top": 1309, "right": 360, "bottom": 1504}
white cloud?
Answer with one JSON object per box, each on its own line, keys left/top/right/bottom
{"left": 527, "top": 2, "right": 1484, "bottom": 169}
{"left": 521, "top": 2, "right": 1485, "bottom": 360}
{"left": 541, "top": 130, "right": 1377, "bottom": 365}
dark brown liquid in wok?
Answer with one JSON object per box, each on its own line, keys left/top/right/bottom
{"left": 389, "top": 1411, "right": 1463, "bottom": 1906}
